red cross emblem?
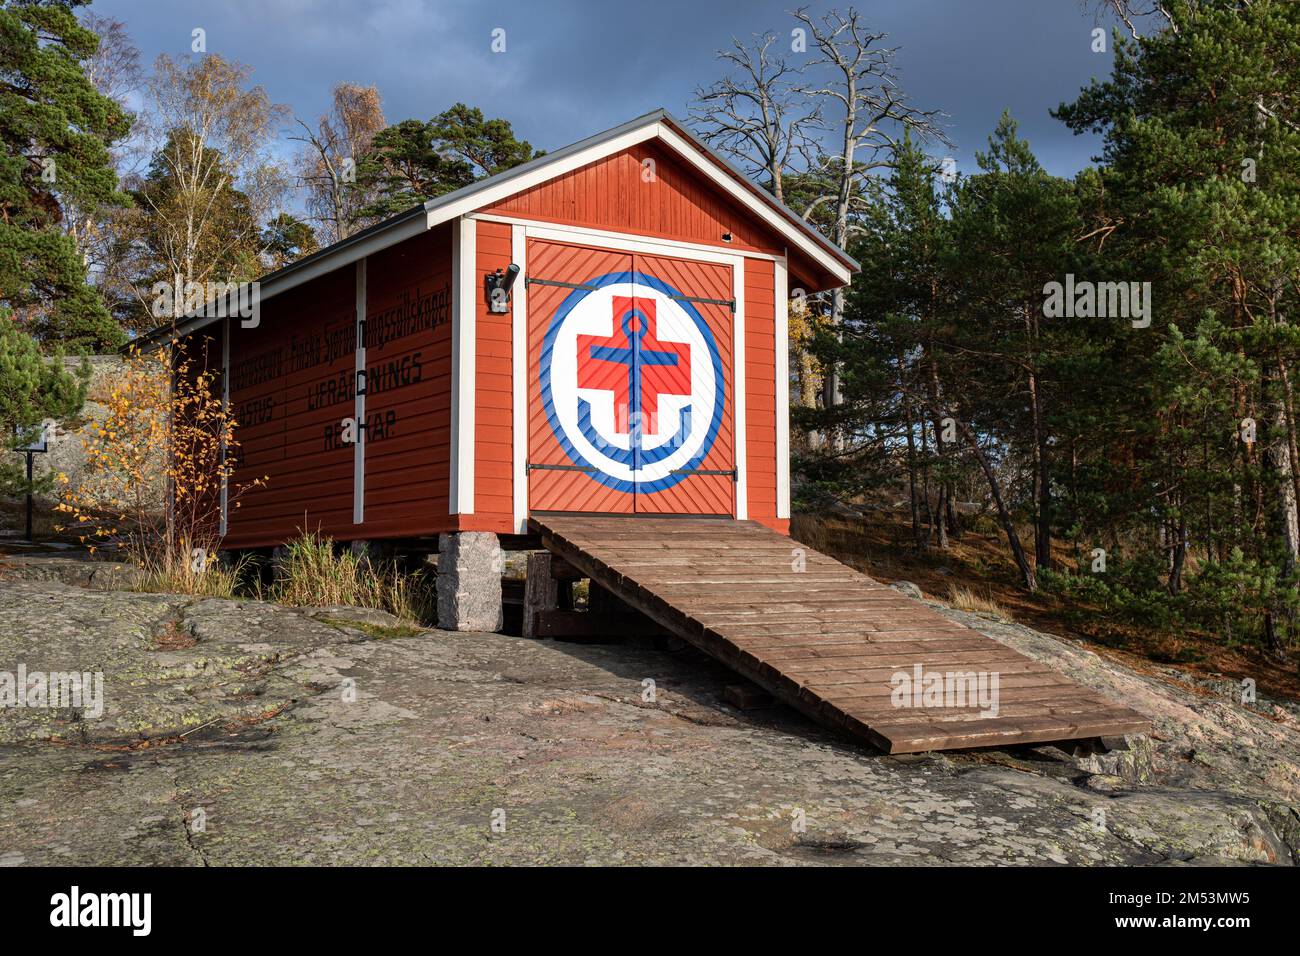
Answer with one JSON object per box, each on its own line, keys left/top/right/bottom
{"left": 576, "top": 297, "right": 691, "bottom": 435}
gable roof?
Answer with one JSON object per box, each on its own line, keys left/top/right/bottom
{"left": 138, "top": 109, "right": 857, "bottom": 348}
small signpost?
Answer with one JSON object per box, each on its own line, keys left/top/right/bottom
{"left": 15, "top": 422, "right": 49, "bottom": 542}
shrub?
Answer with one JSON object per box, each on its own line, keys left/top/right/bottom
{"left": 1181, "top": 549, "right": 1300, "bottom": 647}
{"left": 1038, "top": 558, "right": 1181, "bottom": 631}
{"left": 55, "top": 343, "right": 264, "bottom": 590}
{"left": 967, "top": 512, "right": 1002, "bottom": 536}
{"left": 1039, "top": 548, "right": 1299, "bottom": 649}
{"left": 0, "top": 315, "right": 89, "bottom": 497}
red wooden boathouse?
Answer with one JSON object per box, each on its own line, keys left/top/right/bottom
{"left": 147, "top": 109, "right": 855, "bottom": 548}
{"left": 146, "top": 109, "right": 1150, "bottom": 754}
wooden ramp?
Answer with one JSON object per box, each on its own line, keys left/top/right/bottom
{"left": 530, "top": 515, "right": 1149, "bottom": 754}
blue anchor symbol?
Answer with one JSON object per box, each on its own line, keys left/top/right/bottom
{"left": 577, "top": 306, "right": 693, "bottom": 467}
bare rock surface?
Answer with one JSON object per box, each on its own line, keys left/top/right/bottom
{"left": 0, "top": 553, "right": 143, "bottom": 590}
{"left": 0, "top": 577, "right": 1297, "bottom": 866}
{"left": 925, "top": 602, "right": 1300, "bottom": 807}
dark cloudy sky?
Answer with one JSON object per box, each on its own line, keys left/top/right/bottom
{"left": 93, "top": 0, "right": 1137, "bottom": 180}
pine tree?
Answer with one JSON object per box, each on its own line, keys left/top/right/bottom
{"left": 943, "top": 113, "right": 1083, "bottom": 583}
{"left": 0, "top": 310, "right": 89, "bottom": 494}
{"left": 357, "top": 105, "right": 539, "bottom": 220}
{"left": 1058, "top": 0, "right": 1300, "bottom": 648}
{"left": 0, "top": 0, "right": 130, "bottom": 349}
{"left": 261, "top": 213, "right": 318, "bottom": 270}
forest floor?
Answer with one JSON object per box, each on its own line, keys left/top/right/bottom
{"left": 790, "top": 510, "right": 1300, "bottom": 704}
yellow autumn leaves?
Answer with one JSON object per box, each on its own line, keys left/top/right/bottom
{"left": 56, "top": 344, "right": 266, "bottom": 570}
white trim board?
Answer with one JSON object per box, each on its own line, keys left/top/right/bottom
{"left": 469, "top": 212, "right": 785, "bottom": 264}
{"left": 488, "top": 217, "right": 751, "bottom": 272}
{"left": 264, "top": 214, "right": 425, "bottom": 307}
{"left": 450, "top": 217, "right": 477, "bottom": 515}
{"left": 353, "top": 259, "right": 367, "bottom": 525}
{"left": 732, "top": 258, "right": 748, "bottom": 521}
{"left": 219, "top": 316, "right": 229, "bottom": 537}
{"left": 774, "top": 256, "right": 791, "bottom": 520}
{"left": 511, "top": 224, "right": 529, "bottom": 534}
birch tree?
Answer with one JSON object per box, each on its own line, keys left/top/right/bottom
{"left": 129, "top": 53, "right": 287, "bottom": 315}
{"left": 292, "top": 83, "right": 386, "bottom": 245}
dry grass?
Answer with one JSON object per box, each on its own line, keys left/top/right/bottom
{"left": 945, "top": 584, "right": 1012, "bottom": 621}
{"left": 267, "top": 531, "right": 435, "bottom": 625}
{"left": 136, "top": 551, "right": 249, "bottom": 598}
{"left": 789, "top": 512, "right": 835, "bottom": 554}
{"left": 153, "top": 619, "right": 198, "bottom": 649}
{"left": 27, "top": 512, "right": 58, "bottom": 537}
{"left": 127, "top": 530, "right": 436, "bottom": 623}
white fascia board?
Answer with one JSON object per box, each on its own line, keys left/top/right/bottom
{"left": 153, "top": 116, "right": 849, "bottom": 350}
{"left": 440, "top": 121, "right": 851, "bottom": 287}
{"left": 143, "top": 212, "right": 427, "bottom": 347}
{"left": 653, "top": 124, "right": 853, "bottom": 287}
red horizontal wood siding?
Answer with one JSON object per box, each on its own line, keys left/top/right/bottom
{"left": 356, "top": 223, "right": 455, "bottom": 540}
{"left": 221, "top": 225, "right": 455, "bottom": 549}
{"left": 211, "top": 131, "right": 813, "bottom": 547}
{"left": 744, "top": 257, "right": 781, "bottom": 532}
{"left": 223, "top": 267, "right": 356, "bottom": 548}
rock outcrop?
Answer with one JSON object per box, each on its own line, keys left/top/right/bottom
{"left": 0, "top": 574, "right": 1296, "bottom": 866}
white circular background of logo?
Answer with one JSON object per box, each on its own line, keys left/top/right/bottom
{"left": 548, "top": 281, "right": 719, "bottom": 485}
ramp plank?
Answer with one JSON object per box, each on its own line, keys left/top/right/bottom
{"left": 530, "top": 515, "right": 1150, "bottom": 754}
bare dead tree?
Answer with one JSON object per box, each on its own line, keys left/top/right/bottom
{"left": 689, "top": 32, "right": 821, "bottom": 206}
{"left": 291, "top": 83, "right": 385, "bottom": 245}
{"left": 1080, "top": 0, "right": 1243, "bottom": 37}
{"left": 691, "top": 30, "right": 832, "bottom": 426}
{"left": 792, "top": 6, "right": 950, "bottom": 433}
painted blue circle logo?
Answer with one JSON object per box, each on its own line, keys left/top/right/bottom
{"left": 539, "top": 271, "right": 726, "bottom": 494}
